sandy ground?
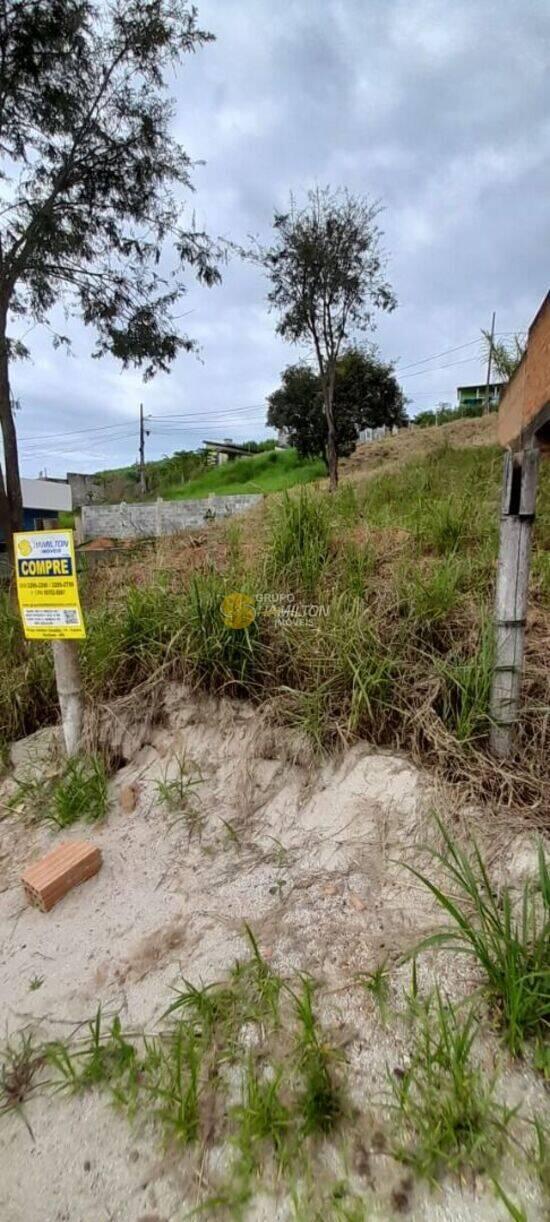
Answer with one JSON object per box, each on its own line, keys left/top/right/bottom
{"left": 0, "top": 687, "right": 547, "bottom": 1221}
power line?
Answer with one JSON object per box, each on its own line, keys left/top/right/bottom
{"left": 399, "top": 353, "right": 486, "bottom": 379}
{"left": 395, "top": 338, "right": 481, "bottom": 372}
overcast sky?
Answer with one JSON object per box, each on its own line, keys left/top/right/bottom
{"left": 13, "top": 0, "right": 550, "bottom": 477}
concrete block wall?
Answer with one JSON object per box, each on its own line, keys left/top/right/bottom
{"left": 81, "top": 494, "right": 262, "bottom": 542}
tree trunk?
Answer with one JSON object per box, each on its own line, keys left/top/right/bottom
{"left": 0, "top": 457, "right": 11, "bottom": 554}
{"left": 0, "top": 321, "right": 23, "bottom": 557}
{"left": 324, "top": 371, "right": 338, "bottom": 492}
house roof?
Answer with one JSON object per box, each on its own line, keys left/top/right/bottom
{"left": 202, "top": 440, "right": 251, "bottom": 455}
{"left": 21, "top": 478, "right": 72, "bottom": 512}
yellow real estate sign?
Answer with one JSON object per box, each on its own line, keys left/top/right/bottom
{"left": 14, "top": 529, "right": 86, "bottom": 640}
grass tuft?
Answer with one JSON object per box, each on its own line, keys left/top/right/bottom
{"left": 11, "top": 753, "right": 108, "bottom": 827}
{"left": 406, "top": 819, "right": 550, "bottom": 1055}
{"left": 390, "top": 990, "right": 514, "bottom": 1181}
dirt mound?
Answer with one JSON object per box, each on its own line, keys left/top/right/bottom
{"left": 0, "top": 689, "right": 546, "bottom": 1220}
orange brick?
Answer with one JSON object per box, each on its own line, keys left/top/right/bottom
{"left": 21, "top": 841, "right": 102, "bottom": 912}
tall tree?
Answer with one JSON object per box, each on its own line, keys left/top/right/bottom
{"left": 267, "top": 348, "right": 407, "bottom": 462}
{"left": 257, "top": 187, "right": 396, "bottom": 490}
{"left": 0, "top": 0, "right": 222, "bottom": 556}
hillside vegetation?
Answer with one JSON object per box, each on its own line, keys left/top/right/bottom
{"left": 162, "top": 447, "right": 326, "bottom": 499}
{"left": 2, "top": 416, "right": 548, "bottom": 812}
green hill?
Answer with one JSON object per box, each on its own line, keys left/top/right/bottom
{"left": 162, "top": 448, "right": 326, "bottom": 499}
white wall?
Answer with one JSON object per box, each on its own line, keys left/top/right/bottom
{"left": 21, "top": 478, "right": 72, "bottom": 512}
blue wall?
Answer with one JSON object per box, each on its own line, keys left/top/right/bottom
{"left": 0, "top": 508, "right": 60, "bottom": 548}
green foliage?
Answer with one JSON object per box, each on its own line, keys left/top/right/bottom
{"left": 358, "top": 962, "right": 390, "bottom": 1021}
{"left": 407, "top": 820, "right": 550, "bottom": 1055}
{"left": 0, "top": 0, "right": 224, "bottom": 541}
{"left": 291, "top": 976, "right": 343, "bottom": 1136}
{"left": 12, "top": 754, "right": 107, "bottom": 827}
{"left": 182, "top": 570, "right": 262, "bottom": 691}
{"left": 258, "top": 185, "right": 396, "bottom": 485}
{"left": 162, "top": 447, "right": 325, "bottom": 500}
{"left": 267, "top": 347, "right": 407, "bottom": 462}
{"left": 268, "top": 487, "right": 331, "bottom": 594}
{"left": 36, "top": 934, "right": 344, "bottom": 1208}
{"left": 155, "top": 753, "right": 204, "bottom": 833}
{"left": 49, "top": 754, "right": 107, "bottom": 828}
{"left": 435, "top": 626, "right": 494, "bottom": 742}
{"left": 390, "top": 991, "right": 514, "bottom": 1181}
{"left": 0, "top": 594, "right": 56, "bottom": 743}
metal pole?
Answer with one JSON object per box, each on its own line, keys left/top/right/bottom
{"left": 490, "top": 447, "right": 539, "bottom": 757}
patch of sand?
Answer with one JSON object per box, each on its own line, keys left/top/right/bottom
{"left": 0, "top": 688, "right": 546, "bottom": 1221}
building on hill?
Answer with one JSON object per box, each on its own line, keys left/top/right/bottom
{"left": 67, "top": 471, "right": 104, "bottom": 508}
{"left": 203, "top": 439, "right": 251, "bottom": 466}
{"left": 457, "top": 383, "right": 504, "bottom": 412}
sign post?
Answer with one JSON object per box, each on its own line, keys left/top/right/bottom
{"left": 14, "top": 528, "right": 85, "bottom": 756}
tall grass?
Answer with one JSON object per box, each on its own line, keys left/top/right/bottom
{"left": 390, "top": 990, "right": 515, "bottom": 1181}
{"left": 407, "top": 818, "right": 550, "bottom": 1055}
{"left": 268, "top": 487, "right": 331, "bottom": 595}
{"left": 163, "top": 447, "right": 325, "bottom": 500}
{"left": 1, "top": 440, "right": 547, "bottom": 810}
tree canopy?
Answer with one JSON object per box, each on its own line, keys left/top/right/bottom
{"left": 0, "top": 0, "right": 222, "bottom": 547}
{"left": 267, "top": 348, "right": 407, "bottom": 461}
{"left": 256, "top": 186, "right": 396, "bottom": 489}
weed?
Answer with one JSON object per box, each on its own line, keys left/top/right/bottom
{"left": 10, "top": 753, "right": 108, "bottom": 827}
{"left": 29, "top": 975, "right": 44, "bottom": 992}
{"left": 359, "top": 962, "right": 390, "bottom": 1021}
{"left": 0, "top": 1032, "right": 44, "bottom": 1121}
{"left": 268, "top": 487, "right": 330, "bottom": 594}
{"left": 333, "top": 482, "right": 360, "bottom": 524}
{"left": 435, "top": 624, "right": 494, "bottom": 742}
{"left": 155, "top": 753, "right": 204, "bottom": 834}
{"left": 340, "top": 540, "right": 374, "bottom": 599}
{"left": 49, "top": 754, "right": 108, "bottom": 827}
{"left": 183, "top": 569, "right": 261, "bottom": 690}
{"left": 291, "top": 1180, "right": 368, "bottom": 1221}
{"left": 291, "top": 975, "right": 343, "bottom": 1135}
{"left": 390, "top": 991, "right": 514, "bottom": 1181}
{"left": 417, "top": 495, "right": 469, "bottom": 555}
{"left": 398, "top": 556, "right": 464, "bottom": 627}
{"left": 46, "top": 1009, "right": 137, "bottom": 1094}
{"left": 407, "top": 820, "right": 550, "bottom": 1055}
{"left": 234, "top": 1060, "right": 291, "bottom": 1174}
{"left": 147, "top": 1023, "right": 200, "bottom": 1144}
{"left": 531, "top": 1115, "right": 550, "bottom": 1197}
{"left": 490, "top": 1179, "right": 528, "bottom": 1221}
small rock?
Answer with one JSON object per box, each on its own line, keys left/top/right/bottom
{"left": 119, "top": 783, "right": 138, "bottom": 813}
{"left": 322, "top": 883, "right": 340, "bottom": 897}
{"left": 349, "top": 892, "right": 366, "bottom": 912}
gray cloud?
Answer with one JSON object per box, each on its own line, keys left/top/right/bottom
{"left": 9, "top": 0, "right": 550, "bottom": 475}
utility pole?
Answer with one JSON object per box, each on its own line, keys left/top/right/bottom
{"left": 139, "top": 403, "right": 149, "bottom": 496}
{"left": 483, "top": 311, "right": 496, "bottom": 414}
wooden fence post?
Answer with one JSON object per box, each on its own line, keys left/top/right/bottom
{"left": 490, "top": 447, "right": 539, "bottom": 758}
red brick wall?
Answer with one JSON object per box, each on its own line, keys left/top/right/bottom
{"left": 498, "top": 293, "right": 550, "bottom": 453}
